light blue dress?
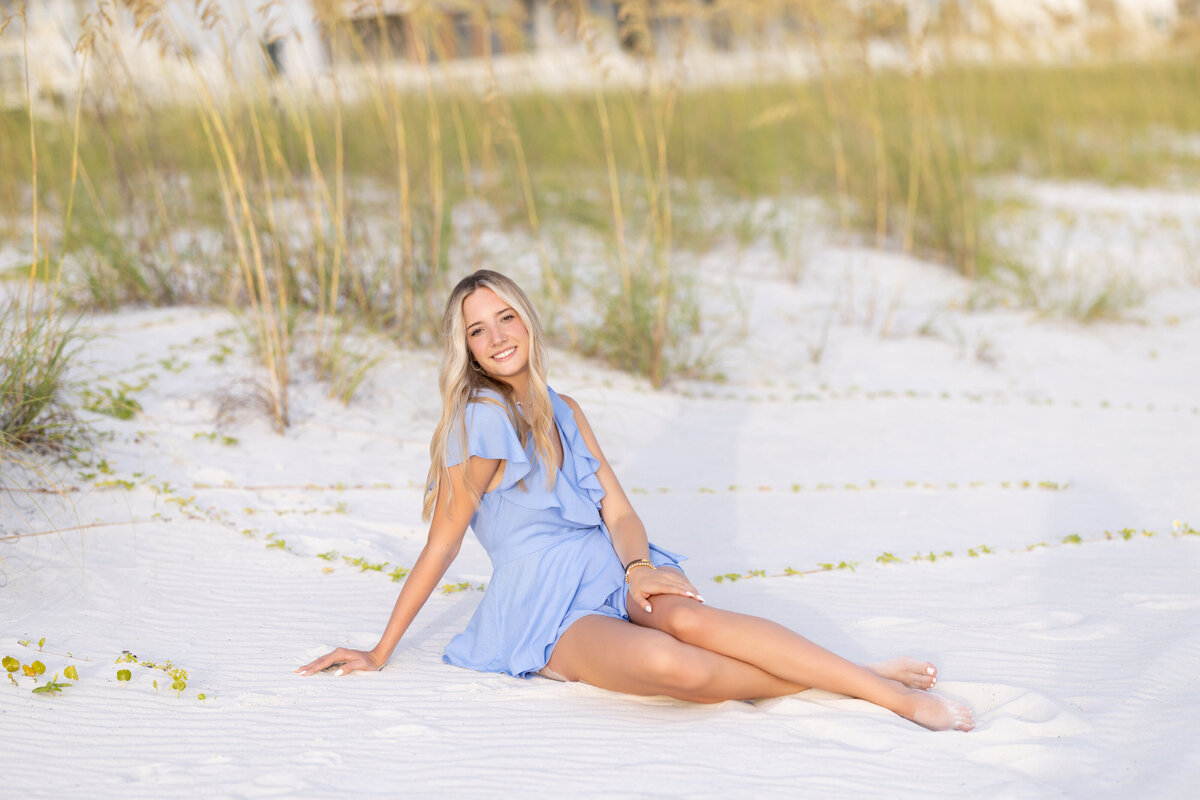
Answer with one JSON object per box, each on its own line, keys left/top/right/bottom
{"left": 442, "top": 386, "right": 686, "bottom": 678}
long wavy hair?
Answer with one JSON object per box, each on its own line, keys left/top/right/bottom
{"left": 422, "top": 270, "right": 556, "bottom": 521}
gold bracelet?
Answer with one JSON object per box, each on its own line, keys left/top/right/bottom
{"left": 624, "top": 558, "right": 656, "bottom": 584}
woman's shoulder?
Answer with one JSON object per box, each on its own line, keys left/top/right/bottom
{"left": 464, "top": 388, "right": 514, "bottom": 429}
{"left": 446, "top": 388, "right": 525, "bottom": 468}
{"left": 465, "top": 385, "right": 582, "bottom": 428}
{"left": 468, "top": 386, "right": 506, "bottom": 405}
{"left": 548, "top": 386, "right": 581, "bottom": 415}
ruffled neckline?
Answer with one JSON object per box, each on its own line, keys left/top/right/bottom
{"left": 475, "top": 386, "right": 606, "bottom": 527}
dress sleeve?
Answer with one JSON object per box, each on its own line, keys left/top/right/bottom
{"left": 445, "top": 397, "right": 533, "bottom": 493}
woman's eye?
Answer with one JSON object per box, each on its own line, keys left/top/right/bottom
{"left": 501, "top": 314, "right": 515, "bottom": 322}
{"left": 469, "top": 328, "right": 482, "bottom": 337}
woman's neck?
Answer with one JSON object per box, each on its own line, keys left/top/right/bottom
{"left": 497, "top": 374, "right": 532, "bottom": 405}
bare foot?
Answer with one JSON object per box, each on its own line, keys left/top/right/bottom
{"left": 867, "top": 657, "right": 937, "bottom": 690}
{"left": 904, "top": 690, "right": 975, "bottom": 732}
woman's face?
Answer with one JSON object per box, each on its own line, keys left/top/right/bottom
{"left": 463, "top": 287, "right": 531, "bottom": 386}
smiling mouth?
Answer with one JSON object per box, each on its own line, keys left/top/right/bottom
{"left": 491, "top": 346, "right": 517, "bottom": 361}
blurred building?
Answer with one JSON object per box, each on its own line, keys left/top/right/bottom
{"left": 0, "top": 1, "right": 1193, "bottom": 110}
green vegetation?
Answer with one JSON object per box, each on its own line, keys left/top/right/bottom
{"left": 1, "top": 1, "right": 1197, "bottom": 416}
{"left": 193, "top": 431, "right": 239, "bottom": 447}
{"left": 0, "top": 302, "right": 84, "bottom": 451}
{"left": 710, "top": 520, "right": 1197, "bottom": 583}
{"left": 115, "top": 650, "right": 191, "bottom": 698}
{"left": 4, "top": 638, "right": 210, "bottom": 699}
{"left": 31, "top": 673, "right": 72, "bottom": 695}
{"left": 441, "top": 581, "right": 486, "bottom": 595}
{"left": 0, "top": 9, "right": 1195, "bottom": 590}
{"left": 79, "top": 382, "right": 142, "bottom": 420}
{"left": 5, "top": 638, "right": 77, "bottom": 695}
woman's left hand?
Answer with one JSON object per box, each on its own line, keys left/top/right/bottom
{"left": 294, "top": 647, "right": 384, "bottom": 677}
{"left": 626, "top": 566, "right": 704, "bottom": 614}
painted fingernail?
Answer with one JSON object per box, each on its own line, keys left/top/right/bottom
{"left": 686, "top": 592, "right": 695, "bottom": 597}
{"left": 696, "top": 595, "right": 706, "bottom": 603}
{"left": 334, "top": 668, "right": 344, "bottom": 676}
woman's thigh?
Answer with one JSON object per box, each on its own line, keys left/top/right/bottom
{"left": 627, "top": 590, "right": 719, "bottom": 637}
{"left": 544, "top": 614, "right": 802, "bottom": 702}
{"left": 544, "top": 614, "right": 699, "bottom": 696}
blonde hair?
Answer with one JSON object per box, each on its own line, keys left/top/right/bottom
{"left": 422, "top": 270, "right": 556, "bottom": 521}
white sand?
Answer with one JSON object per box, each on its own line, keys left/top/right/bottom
{"left": 2, "top": 179, "right": 1199, "bottom": 797}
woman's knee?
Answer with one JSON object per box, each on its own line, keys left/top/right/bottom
{"left": 653, "top": 598, "right": 709, "bottom": 641}
{"left": 643, "top": 643, "right": 715, "bottom": 693}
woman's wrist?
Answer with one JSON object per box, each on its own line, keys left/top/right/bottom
{"left": 369, "top": 645, "right": 391, "bottom": 668}
{"left": 624, "top": 557, "right": 656, "bottom": 584}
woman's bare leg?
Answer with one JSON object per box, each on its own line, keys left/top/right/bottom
{"left": 629, "top": 593, "right": 973, "bottom": 732}
{"left": 544, "top": 615, "right": 807, "bottom": 703}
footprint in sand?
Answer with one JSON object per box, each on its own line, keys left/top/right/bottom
{"left": 1018, "top": 611, "right": 1119, "bottom": 642}
{"left": 191, "top": 467, "right": 235, "bottom": 485}
{"left": 968, "top": 742, "right": 1088, "bottom": 781}
{"left": 295, "top": 751, "right": 345, "bottom": 768}
{"left": 956, "top": 682, "right": 1094, "bottom": 781}
{"left": 950, "top": 682, "right": 1092, "bottom": 738}
{"left": 769, "top": 690, "right": 903, "bottom": 750}
{"left": 1120, "top": 593, "right": 1200, "bottom": 611}
{"left": 125, "top": 763, "right": 178, "bottom": 782}
{"left": 236, "top": 772, "right": 308, "bottom": 792}
{"left": 374, "top": 723, "right": 436, "bottom": 738}
{"left": 233, "top": 691, "right": 291, "bottom": 706}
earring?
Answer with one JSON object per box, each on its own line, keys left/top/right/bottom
{"left": 470, "top": 359, "right": 483, "bottom": 373}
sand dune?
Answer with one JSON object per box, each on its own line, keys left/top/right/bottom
{"left": 3, "top": 180, "right": 1198, "bottom": 797}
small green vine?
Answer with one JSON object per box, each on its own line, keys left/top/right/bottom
{"left": 711, "top": 521, "right": 1197, "bottom": 583}
{"left": 629, "top": 478, "right": 1071, "bottom": 495}
{"left": 676, "top": 384, "right": 1200, "bottom": 417}
{"left": 114, "top": 651, "right": 196, "bottom": 698}
{"left": 440, "top": 581, "right": 486, "bottom": 595}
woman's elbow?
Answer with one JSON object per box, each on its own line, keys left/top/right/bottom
{"left": 605, "top": 508, "right": 642, "bottom": 534}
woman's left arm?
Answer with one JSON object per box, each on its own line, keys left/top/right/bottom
{"left": 560, "top": 395, "right": 701, "bottom": 612}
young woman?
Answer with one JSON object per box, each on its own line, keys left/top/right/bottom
{"left": 297, "top": 270, "right": 975, "bottom": 732}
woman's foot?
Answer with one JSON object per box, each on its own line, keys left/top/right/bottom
{"left": 903, "top": 689, "right": 975, "bottom": 732}
{"left": 867, "top": 657, "right": 937, "bottom": 690}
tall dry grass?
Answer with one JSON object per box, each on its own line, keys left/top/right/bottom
{"left": 0, "top": 6, "right": 88, "bottom": 456}
{"left": 1, "top": 0, "right": 1199, "bottom": 417}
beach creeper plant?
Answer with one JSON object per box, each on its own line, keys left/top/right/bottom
{"left": 31, "top": 673, "right": 73, "bottom": 695}
{"left": 79, "top": 383, "right": 142, "bottom": 421}
{"left": 115, "top": 651, "right": 191, "bottom": 698}
{"left": 710, "top": 521, "right": 1197, "bottom": 584}
{"left": 4, "top": 638, "right": 80, "bottom": 695}
{"left": 441, "top": 581, "right": 485, "bottom": 595}
{"left": 5, "top": 638, "right": 217, "bottom": 700}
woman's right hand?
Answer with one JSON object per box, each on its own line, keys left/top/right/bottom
{"left": 294, "top": 647, "right": 384, "bottom": 677}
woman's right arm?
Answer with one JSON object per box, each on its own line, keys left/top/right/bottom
{"left": 295, "top": 454, "right": 500, "bottom": 676}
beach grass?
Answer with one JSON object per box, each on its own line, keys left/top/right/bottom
{"left": 0, "top": 299, "right": 84, "bottom": 453}
{"left": 1, "top": 1, "right": 1199, "bottom": 415}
